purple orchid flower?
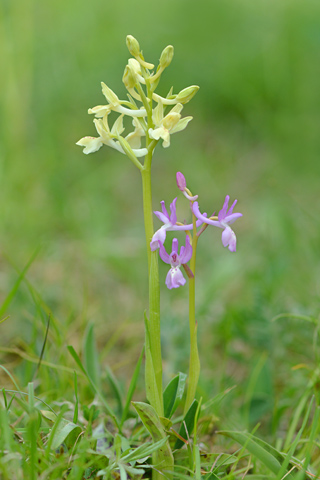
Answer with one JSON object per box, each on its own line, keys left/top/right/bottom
{"left": 150, "top": 198, "right": 204, "bottom": 251}
{"left": 192, "top": 195, "right": 242, "bottom": 252}
{"left": 158, "top": 236, "right": 193, "bottom": 289}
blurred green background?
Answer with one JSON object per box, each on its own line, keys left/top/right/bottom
{"left": 1, "top": 0, "right": 320, "bottom": 429}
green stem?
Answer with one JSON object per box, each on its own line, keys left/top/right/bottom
{"left": 184, "top": 216, "right": 200, "bottom": 414}
{"left": 141, "top": 115, "right": 163, "bottom": 417}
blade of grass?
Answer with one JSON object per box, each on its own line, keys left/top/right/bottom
{"left": 106, "top": 366, "right": 123, "bottom": 418}
{"left": 33, "top": 314, "right": 51, "bottom": 381}
{"left": 73, "top": 371, "right": 79, "bottom": 424}
{"left": 284, "top": 388, "right": 311, "bottom": 451}
{"left": 0, "top": 248, "right": 39, "bottom": 317}
{"left": 121, "top": 437, "right": 169, "bottom": 463}
{"left": 83, "top": 323, "right": 101, "bottom": 390}
{"left": 201, "top": 386, "right": 237, "bottom": 411}
{"left": 67, "top": 345, "right": 120, "bottom": 429}
{"left": 0, "top": 315, "right": 10, "bottom": 325}
{"left": 0, "top": 365, "right": 28, "bottom": 405}
{"left": 0, "top": 346, "right": 80, "bottom": 375}
{"left": 300, "top": 406, "right": 320, "bottom": 475}
{"left": 4, "top": 389, "right": 57, "bottom": 415}
{"left": 27, "top": 382, "right": 38, "bottom": 480}
{"left": 120, "top": 346, "right": 144, "bottom": 427}
{"left": 275, "top": 396, "right": 314, "bottom": 480}
{"left": 219, "top": 430, "right": 296, "bottom": 478}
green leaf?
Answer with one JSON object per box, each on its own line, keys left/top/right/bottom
{"left": 42, "top": 409, "right": 82, "bottom": 450}
{"left": 118, "top": 463, "right": 127, "bottom": 480}
{"left": 174, "top": 399, "right": 199, "bottom": 450}
{"left": 133, "top": 401, "right": 173, "bottom": 478}
{"left": 121, "top": 437, "right": 168, "bottom": 463}
{"left": 83, "top": 323, "right": 101, "bottom": 390}
{"left": 67, "top": 346, "right": 87, "bottom": 375}
{"left": 51, "top": 418, "right": 82, "bottom": 450}
{"left": 218, "top": 431, "right": 295, "bottom": 478}
{"left": 163, "top": 372, "right": 187, "bottom": 419}
{"left": 123, "top": 465, "right": 145, "bottom": 476}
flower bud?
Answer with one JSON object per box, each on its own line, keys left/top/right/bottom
{"left": 176, "top": 172, "right": 186, "bottom": 191}
{"left": 159, "top": 45, "right": 174, "bottom": 69}
{"left": 126, "top": 35, "right": 154, "bottom": 69}
{"left": 122, "top": 65, "right": 136, "bottom": 90}
{"left": 128, "top": 58, "right": 142, "bottom": 75}
{"left": 126, "top": 35, "right": 140, "bottom": 57}
{"left": 176, "top": 85, "right": 199, "bottom": 104}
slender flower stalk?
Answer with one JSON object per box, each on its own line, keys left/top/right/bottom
{"left": 141, "top": 146, "right": 164, "bottom": 417}
{"left": 184, "top": 207, "right": 200, "bottom": 414}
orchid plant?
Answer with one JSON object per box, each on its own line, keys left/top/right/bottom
{"left": 77, "top": 35, "right": 242, "bottom": 479}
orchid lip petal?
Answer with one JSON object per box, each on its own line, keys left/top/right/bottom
{"left": 165, "top": 267, "right": 186, "bottom": 289}
{"left": 157, "top": 236, "right": 192, "bottom": 289}
{"left": 222, "top": 227, "right": 232, "bottom": 247}
{"left": 221, "top": 226, "right": 237, "bottom": 252}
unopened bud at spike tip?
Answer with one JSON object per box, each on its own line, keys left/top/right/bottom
{"left": 159, "top": 45, "right": 174, "bottom": 69}
{"left": 126, "top": 35, "right": 140, "bottom": 57}
{"left": 176, "top": 85, "right": 200, "bottom": 104}
{"left": 176, "top": 172, "right": 186, "bottom": 191}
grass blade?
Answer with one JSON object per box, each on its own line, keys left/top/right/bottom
{"left": 219, "top": 430, "right": 295, "bottom": 478}
{"left": 67, "top": 345, "right": 120, "bottom": 429}
{"left": 83, "top": 323, "right": 101, "bottom": 390}
{"left": 0, "top": 248, "right": 39, "bottom": 317}
{"left": 120, "top": 346, "right": 144, "bottom": 427}
{"left": 33, "top": 314, "right": 51, "bottom": 381}
{"left": 106, "top": 366, "right": 123, "bottom": 417}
